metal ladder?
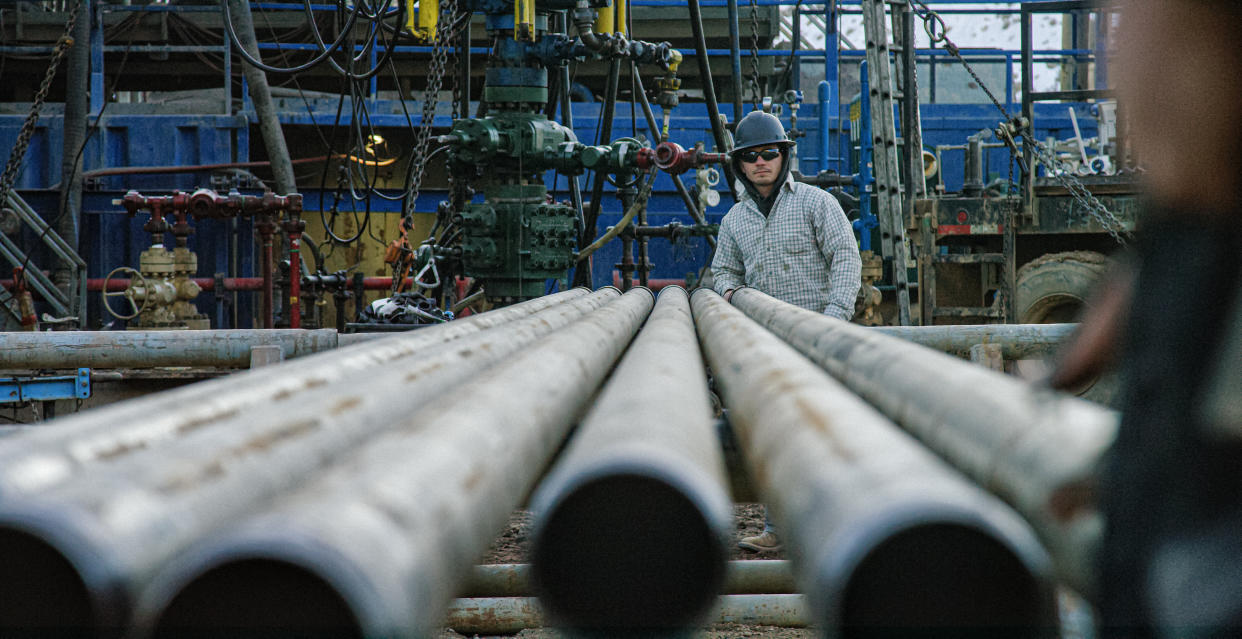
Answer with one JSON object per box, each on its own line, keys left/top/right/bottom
{"left": 0, "top": 191, "right": 87, "bottom": 329}
{"left": 860, "top": 0, "right": 922, "bottom": 326}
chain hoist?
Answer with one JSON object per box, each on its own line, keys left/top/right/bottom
{"left": 0, "top": 3, "right": 80, "bottom": 209}
{"left": 392, "top": 0, "right": 461, "bottom": 294}
{"left": 904, "top": 0, "right": 1131, "bottom": 246}
{"left": 403, "top": 0, "right": 460, "bottom": 223}
{"left": 748, "top": 0, "right": 761, "bottom": 108}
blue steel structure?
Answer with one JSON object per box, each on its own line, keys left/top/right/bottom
{"left": 0, "top": 368, "right": 91, "bottom": 404}
{"left": 0, "top": 1, "right": 1105, "bottom": 327}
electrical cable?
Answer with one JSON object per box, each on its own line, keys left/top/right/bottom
{"left": 220, "top": 0, "right": 362, "bottom": 75}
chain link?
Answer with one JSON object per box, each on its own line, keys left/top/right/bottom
{"left": 1025, "top": 139, "right": 1132, "bottom": 245}
{"left": 403, "top": 0, "right": 459, "bottom": 221}
{"left": 903, "top": 0, "right": 1130, "bottom": 246}
{"left": 0, "top": 3, "right": 80, "bottom": 209}
{"left": 448, "top": 20, "right": 462, "bottom": 121}
{"left": 748, "top": 0, "right": 761, "bottom": 109}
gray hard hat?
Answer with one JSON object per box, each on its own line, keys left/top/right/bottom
{"left": 733, "top": 111, "right": 791, "bottom": 151}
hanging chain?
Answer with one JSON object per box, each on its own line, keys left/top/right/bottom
{"left": 1025, "top": 140, "right": 1132, "bottom": 245}
{"left": 0, "top": 3, "right": 80, "bottom": 209}
{"left": 905, "top": 0, "right": 1008, "bottom": 119}
{"left": 904, "top": 0, "right": 1130, "bottom": 246}
{"left": 448, "top": 17, "right": 463, "bottom": 121}
{"left": 748, "top": 0, "right": 761, "bottom": 108}
{"left": 446, "top": 13, "right": 469, "bottom": 224}
{"left": 403, "top": 0, "right": 459, "bottom": 222}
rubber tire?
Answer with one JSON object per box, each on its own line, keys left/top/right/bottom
{"left": 1014, "top": 251, "right": 1117, "bottom": 406}
{"left": 1014, "top": 251, "right": 1108, "bottom": 324}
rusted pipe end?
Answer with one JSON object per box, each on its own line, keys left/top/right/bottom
{"left": 530, "top": 462, "right": 730, "bottom": 632}
{"left": 813, "top": 503, "right": 1056, "bottom": 638}
{"left": 0, "top": 505, "right": 127, "bottom": 633}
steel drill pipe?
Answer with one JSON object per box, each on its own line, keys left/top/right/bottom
{"left": 0, "top": 288, "right": 621, "bottom": 633}
{"left": 731, "top": 287, "right": 1118, "bottom": 598}
{"left": 529, "top": 286, "right": 731, "bottom": 632}
{"left": 692, "top": 289, "right": 1056, "bottom": 638}
{"left": 134, "top": 289, "right": 655, "bottom": 639}
{"left": 442, "top": 594, "right": 810, "bottom": 635}
{"left": 0, "top": 288, "right": 619, "bottom": 632}
{"left": 870, "top": 323, "right": 1076, "bottom": 360}
{"left": 0, "top": 329, "right": 341, "bottom": 370}
{"left": 461, "top": 560, "right": 797, "bottom": 598}
{"left": 0, "top": 288, "right": 588, "bottom": 502}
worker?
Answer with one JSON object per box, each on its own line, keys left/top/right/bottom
{"left": 1049, "top": 0, "right": 1242, "bottom": 635}
{"left": 711, "top": 110, "right": 862, "bottom": 552}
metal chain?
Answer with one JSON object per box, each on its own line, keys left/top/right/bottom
{"left": 904, "top": 0, "right": 1129, "bottom": 246}
{"left": 448, "top": 20, "right": 462, "bottom": 121}
{"left": 905, "top": 0, "right": 1010, "bottom": 120}
{"left": 0, "top": 3, "right": 80, "bottom": 209}
{"left": 1026, "top": 139, "right": 1132, "bottom": 245}
{"left": 748, "top": 0, "right": 761, "bottom": 109}
{"left": 403, "top": 0, "right": 459, "bottom": 221}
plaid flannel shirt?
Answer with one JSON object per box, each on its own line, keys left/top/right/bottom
{"left": 711, "top": 176, "right": 862, "bottom": 319}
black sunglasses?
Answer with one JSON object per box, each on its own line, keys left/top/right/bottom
{"left": 738, "top": 148, "right": 782, "bottom": 163}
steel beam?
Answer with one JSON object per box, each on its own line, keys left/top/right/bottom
{"left": 693, "top": 289, "right": 1056, "bottom": 637}
{"left": 870, "top": 323, "right": 1076, "bottom": 360}
{"left": 0, "top": 288, "right": 613, "bottom": 632}
{"left": 529, "top": 286, "right": 731, "bottom": 632}
{"left": 442, "top": 594, "right": 810, "bottom": 635}
{"left": 461, "top": 560, "right": 797, "bottom": 598}
{"left": 0, "top": 329, "right": 343, "bottom": 370}
{"left": 0, "top": 288, "right": 588, "bottom": 501}
{"left": 132, "top": 289, "right": 655, "bottom": 639}
{"left": 731, "top": 287, "right": 1118, "bottom": 599}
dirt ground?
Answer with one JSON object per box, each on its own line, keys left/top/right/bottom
{"left": 438, "top": 504, "right": 814, "bottom": 639}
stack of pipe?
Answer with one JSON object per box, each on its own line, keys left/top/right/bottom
{"left": 730, "top": 287, "right": 1119, "bottom": 599}
{"left": 0, "top": 283, "right": 1120, "bottom": 637}
{"left": 693, "top": 289, "right": 1058, "bottom": 637}
{"left": 0, "top": 287, "right": 641, "bottom": 632}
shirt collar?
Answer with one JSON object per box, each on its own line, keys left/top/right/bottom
{"left": 733, "top": 173, "right": 796, "bottom": 203}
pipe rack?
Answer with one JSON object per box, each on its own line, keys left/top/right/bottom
{"left": 0, "top": 286, "right": 1119, "bottom": 636}
{"left": 0, "top": 288, "right": 617, "bottom": 631}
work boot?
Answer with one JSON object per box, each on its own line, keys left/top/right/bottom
{"left": 738, "top": 530, "right": 782, "bottom": 552}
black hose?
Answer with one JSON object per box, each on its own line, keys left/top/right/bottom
{"left": 687, "top": 0, "right": 739, "bottom": 201}
{"left": 221, "top": 0, "right": 361, "bottom": 75}
{"left": 779, "top": 0, "right": 804, "bottom": 92}
{"left": 727, "top": 0, "right": 745, "bottom": 120}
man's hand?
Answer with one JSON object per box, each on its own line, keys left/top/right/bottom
{"left": 724, "top": 288, "right": 737, "bottom": 302}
